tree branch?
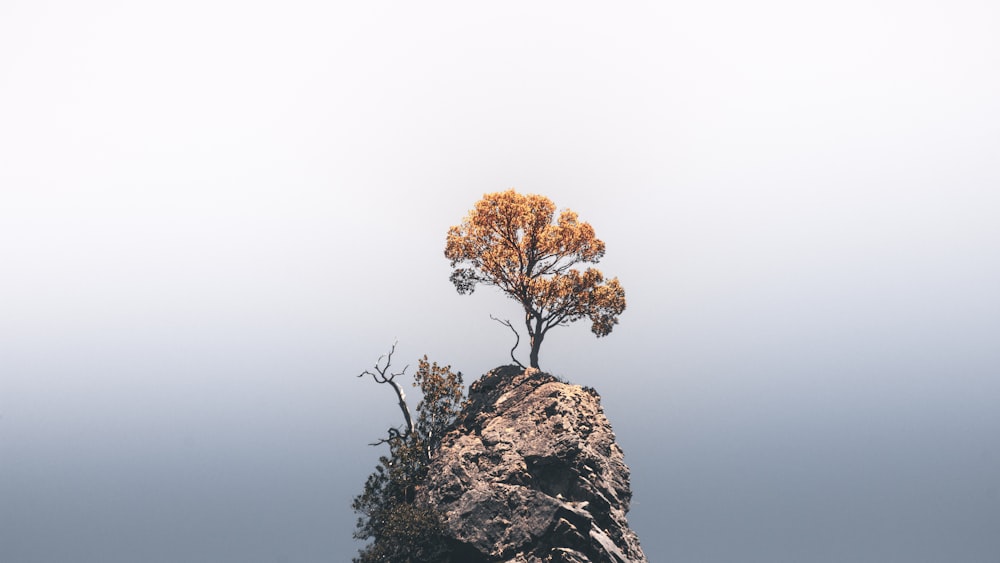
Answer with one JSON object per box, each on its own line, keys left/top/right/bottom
{"left": 358, "top": 341, "right": 414, "bottom": 439}
{"left": 368, "top": 427, "right": 403, "bottom": 447}
{"left": 490, "top": 315, "right": 525, "bottom": 368}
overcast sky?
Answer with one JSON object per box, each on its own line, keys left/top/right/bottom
{"left": 2, "top": 1, "right": 999, "bottom": 562}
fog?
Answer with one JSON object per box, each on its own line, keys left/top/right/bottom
{"left": 2, "top": 1, "right": 999, "bottom": 561}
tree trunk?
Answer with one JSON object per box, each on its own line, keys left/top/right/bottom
{"left": 387, "top": 378, "right": 414, "bottom": 437}
{"left": 528, "top": 331, "right": 543, "bottom": 369}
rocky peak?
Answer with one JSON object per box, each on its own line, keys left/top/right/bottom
{"left": 420, "top": 365, "right": 647, "bottom": 563}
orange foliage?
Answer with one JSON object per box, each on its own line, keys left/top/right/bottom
{"left": 445, "top": 190, "right": 625, "bottom": 368}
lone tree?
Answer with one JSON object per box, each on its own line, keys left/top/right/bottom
{"left": 445, "top": 189, "right": 626, "bottom": 369}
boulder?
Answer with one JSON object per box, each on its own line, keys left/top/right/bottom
{"left": 420, "top": 365, "right": 647, "bottom": 562}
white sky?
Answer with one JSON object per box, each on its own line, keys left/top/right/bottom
{"left": 2, "top": 1, "right": 999, "bottom": 562}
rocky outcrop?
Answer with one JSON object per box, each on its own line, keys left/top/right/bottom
{"left": 420, "top": 365, "right": 647, "bottom": 563}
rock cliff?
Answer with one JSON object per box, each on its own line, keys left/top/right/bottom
{"left": 420, "top": 365, "right": 647, "bottom": 563}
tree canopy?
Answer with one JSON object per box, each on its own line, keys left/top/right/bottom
{"left": 445, "top": 189, "right": 625, "bottom": 369}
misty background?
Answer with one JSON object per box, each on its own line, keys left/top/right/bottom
{"left": 2, "top": 1, "right": 999, "bottom": 562}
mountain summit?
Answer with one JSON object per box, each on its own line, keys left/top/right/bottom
{"left": 419, "top": 365, "right": 647, "bottom": 562}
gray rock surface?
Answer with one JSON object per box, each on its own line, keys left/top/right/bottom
{"left": 420, "top": 365, "right": 647, "bottom": 563}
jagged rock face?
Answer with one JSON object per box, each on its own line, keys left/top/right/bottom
{"left": 420, "top": 365, "right": 647, "bottom": 563}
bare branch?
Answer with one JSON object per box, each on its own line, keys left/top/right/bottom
{"left": 368, "top": 427, "right": 404, "bottom": 447}
{"left": 491, "top": 315, "right": 525, "bottom": 368}
{"left": 358, "top": 341, "right": 414, "bottom": 439}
